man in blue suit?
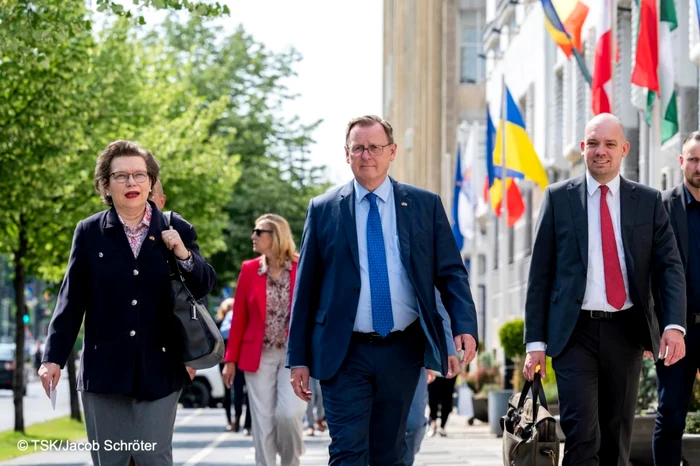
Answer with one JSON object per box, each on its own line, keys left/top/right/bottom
{"left": 286, "top": 115, "right": 478, "bottom": 465}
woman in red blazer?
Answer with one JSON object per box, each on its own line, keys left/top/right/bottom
{"left": 222, "top": 213, "right": 306, "bottom": 466}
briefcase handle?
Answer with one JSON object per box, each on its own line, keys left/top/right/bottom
{"left": 516, "top": 373, "right": 548, "bottom": 421}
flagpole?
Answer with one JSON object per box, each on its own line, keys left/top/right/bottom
{"left": 648, "top": 0, "right": 662, "bottom": 189}
{"left": 610, "top": 0, "right": 616, "bottom": 113}
{"left": 500, "top": 74, "right": 508, "bottom": 319}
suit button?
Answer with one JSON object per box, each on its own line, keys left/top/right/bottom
{"left": 129, "top": 330, "right": 136, "bottom": 337}
{"left": 98, "top": 252, "right": 103, "bottom": 258}
{"left": 162, "top": 347, "right": 166, "bottom": 352}
{"left": 576, "top": 298, "right": 583, "bottom": 304}
{"left": 354, "top": 287, "right": 360, "bottom": 294}
{"left": 133, "top": 269, "right": 139, "bottom": 276}
{"left": 131, "top": 299, "right": 137, "bottom": 306}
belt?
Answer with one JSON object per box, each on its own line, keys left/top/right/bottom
{"left": 351, "top": 320, "right": 420, "bottom": 344}
{"left": 582, "top": 309, "right": 630, "bottom": 320}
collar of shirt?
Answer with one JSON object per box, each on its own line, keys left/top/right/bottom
{"left": 117, "top": 202, "right": 152, "bottom": 234}
{"left": 683, "top": 184, "right": 700, "bottom": 206}
{"left": 258, "top": 257, "right": 293, "bottom": 276}
{"left": 585, "top": 171, "right": 621, "bottom": 197}
{"left": 353, "top": 176, "right": 392, "bottom": 206}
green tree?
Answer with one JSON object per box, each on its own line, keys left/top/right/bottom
{"left": 0, "top": 1, "right": 231, "bottom": 433}
{"left": 0, "top": 0, "right": 96, "bottom": 433}
{"left": 498, "top": 319, "right": 526, "bottom": 391}
{"left": 154, "top": 18, "right": 330, "bottom": 288}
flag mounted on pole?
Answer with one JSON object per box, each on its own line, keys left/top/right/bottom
{"left": 452, "top": 144, "right": 465, "bottom": 251}
{"left": 632, "top": 0, "right": 679, "bottom": 142}
{"left": 654, "top": 0, "right": 679, "bottom": 142}
{"left": 592, "top": 0, "right": 612, "bottom": 114}
{"left": 541, "top": 0, "right": 592, "bottom": 84}
{"left": 489, "top": 87, "right": 549, "bottom": 227}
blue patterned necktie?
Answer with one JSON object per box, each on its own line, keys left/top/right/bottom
{"left": 365, "top": 192, "right": 394, "bottom": 337}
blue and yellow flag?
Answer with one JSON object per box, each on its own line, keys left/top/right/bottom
{"left": 492, "top": 87, "right": 548, "bottom": 197}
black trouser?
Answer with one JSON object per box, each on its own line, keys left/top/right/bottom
{"left": 218, "top": 362, "right": 251, "bottom": 429}
{"left": 428, "top": 376, "right": 456, "bottom": 428}
{"left": 232, "top": 367, "right": 251, "bottom": 429}
{"left": 653, "top": 320, "right": 700, "bottom": 466}
{"left": 554, "top": 309, "right": 644, "bottom": 466}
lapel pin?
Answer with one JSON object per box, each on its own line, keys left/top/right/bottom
{"left": 148, "top": 236, "right": 155, "bottom": 241}
{"left": 401, "top": 202, "right": 408, "bottom": 207}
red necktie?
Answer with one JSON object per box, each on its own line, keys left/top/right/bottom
{"left": 599, "top": 185, "right": 626, "bottom": 309}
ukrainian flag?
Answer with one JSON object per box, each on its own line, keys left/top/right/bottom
{"left": 492, "top": 87, "right": 548, "bottom": 203}
{"left": 541, "top": 0, "right": 589, "bottom": 57}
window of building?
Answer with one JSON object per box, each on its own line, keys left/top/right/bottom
{"left": 493, "top": 215, "right": 499, "bottom": 270}
{"left": 508, "top": 223, "right": 515, "bottom": 264}
{"left": 525, "top": 186, "right": 533, "bottom": 256}
{"left": 478, "top": 254, "right": 486, "bottom": 275}
{"left": 460, "top": 9, "right": 485, "bottom": 84}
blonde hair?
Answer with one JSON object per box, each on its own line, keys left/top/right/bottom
{"left": 216, "top": 298, "right": 233, "bottom": 320}
{"left": 255, "top": 213, "right": 297, "bottom": 269}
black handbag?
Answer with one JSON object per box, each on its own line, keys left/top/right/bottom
{"left": 163, "top": 211, "right": 224, "bottom": 370}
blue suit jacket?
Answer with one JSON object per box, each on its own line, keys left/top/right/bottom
{"left": 286, "top": 178, "right": 478, "bottom": 380}
{"left": 43, "top": 202, "right": 216, "bottom": 400}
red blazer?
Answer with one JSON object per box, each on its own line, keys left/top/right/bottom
{"left": 224, "top": 257, "right": 297, "bottom": 372}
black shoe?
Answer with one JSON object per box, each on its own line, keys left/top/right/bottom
{"left": 233, "top": 418, "right": 240, "bottom": 433}
{"left": 243, "top": 428, "right": 251, "bottom": 436}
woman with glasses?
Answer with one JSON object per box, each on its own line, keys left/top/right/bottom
{"left": 222, "top": 214, "right": 306, "bottom": 466}
{"left": 39, "top": 140, "right": 216, "bottom": 466}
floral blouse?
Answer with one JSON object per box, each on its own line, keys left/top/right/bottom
{"left": 259, "top": 259, "right": 293, "bottom": 350}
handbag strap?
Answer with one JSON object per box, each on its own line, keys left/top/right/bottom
{"left": 162, "top": 211, "right": 197, "bottom": 302}
{"left": 516, "top": 373, "right": 549, "bottom": 422}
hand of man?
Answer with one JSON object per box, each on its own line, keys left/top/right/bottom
{"left": 523, "top": 351, "right": 546, "bottom": 382}
{"left": 446, "top": 355, "right": 460, "bottom": 379}
{"left": 185, "top": 366, "right": 196, "bottom": 380}
{"left": 38, "top": 362, "right": 61, "bottom": 398}
{"left": 222, "top": 362, "right": 236, "bottom": 389}
{"left": 659, "top": 328, "right": 685, "bottom": 366}
{"left": 290, "top": 367, "right": 312, "bottom": 402}
{"left": 643, "top": 351, "right": 654, "bottom": 360}
{"left": 454, "top": 334, "right": 477, "bottom": 365}
{"left": 426, "top": 370, "right": 437, "bottom": 384}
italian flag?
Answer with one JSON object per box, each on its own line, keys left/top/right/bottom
{"left": 632, "top": 0, "right": 678, "bottom": 142}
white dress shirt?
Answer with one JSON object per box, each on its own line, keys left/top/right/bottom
{"left": 527, "top": 172, "right": 683, "bottom": 353}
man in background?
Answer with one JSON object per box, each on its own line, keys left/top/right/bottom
{"left": 150, "top": 179, "right": 167, "bottom": 210}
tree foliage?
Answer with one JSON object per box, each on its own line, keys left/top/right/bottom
{"left": 155, "top": 18, "right": 330, "bottom": 289}
{"left": 1, "top": 1, "right": 325, "bottom": 432}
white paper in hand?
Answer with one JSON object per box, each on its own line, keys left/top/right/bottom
{"left": 49, "top": 380, "right": 57, "bottom": 410}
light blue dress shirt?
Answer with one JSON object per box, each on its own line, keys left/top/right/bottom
{"left": 353, "top": 177, "right": 419, "bottom": 333}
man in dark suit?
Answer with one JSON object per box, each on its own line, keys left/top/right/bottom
{"left": 653, "top": 131, "right": 700, "bottom": 465}
{"left": 523, "top": 113, "right": 687, "bottom": 466}
{"left": 286, "top": 115, "right": 478, "bottom": 465}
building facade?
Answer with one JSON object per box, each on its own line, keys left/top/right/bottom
{"left": 383, "top": 0, "right": 489, "bottom": 342}
{"left": 478, "top": 0, "right": 699, "bottom": 357}
{"left": 385, "top": 0, "right": 700, "bottom": 360}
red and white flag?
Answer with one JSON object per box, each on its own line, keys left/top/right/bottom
{"left": 592, "top": 0, "right": 612, "bottom": 114}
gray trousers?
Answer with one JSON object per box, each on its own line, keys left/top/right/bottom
{"left": 81, "top": 389, "right": 181, "bottom": 466}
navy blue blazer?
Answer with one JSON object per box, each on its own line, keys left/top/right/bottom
{"left": 286, "top": 178, "right": 478, "bottom": 380}
{"left": 43, "top": 201, "right": 216, "bottom": 400}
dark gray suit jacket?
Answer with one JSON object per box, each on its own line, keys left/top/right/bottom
{"left": 657, "top": 184, "right": 693, "bottom": 326}
{"left": 286, "top": 177, "right": 478, "bottom": 380}
{"left": 525, "top": 174, "right": 686, "bottom": 359}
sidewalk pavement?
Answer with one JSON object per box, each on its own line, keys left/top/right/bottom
{"left": 1, "top": 408, "right": 506, "bottom": 465}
